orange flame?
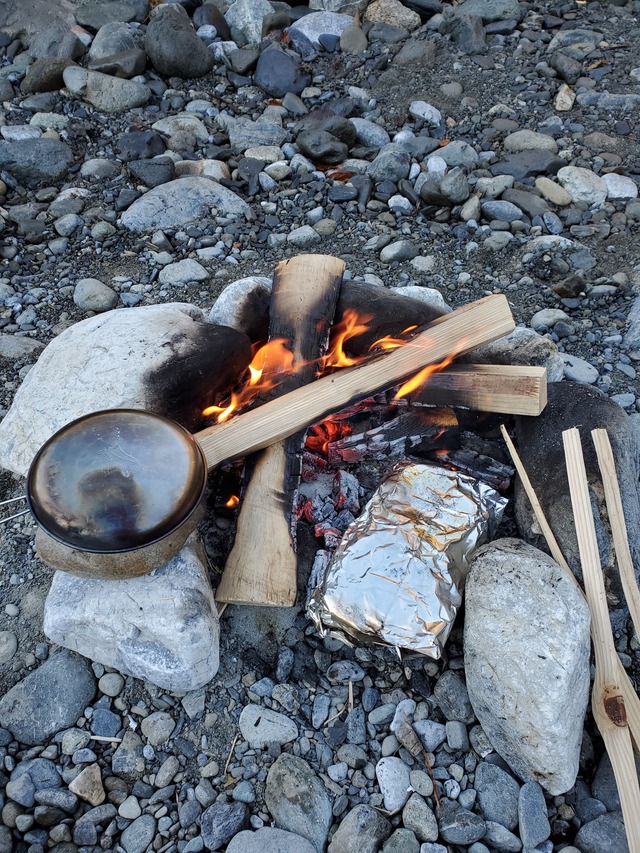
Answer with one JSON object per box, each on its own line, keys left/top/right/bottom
{"left": 321, "top": 309, "right": 373, "bottom": 370}
{"left": 226, "top": 495, "right": 239, "bottom": 508}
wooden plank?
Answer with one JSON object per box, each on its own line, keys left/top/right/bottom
{"left": 592, "top": 428, "right": 640, "bottom": 645}
{"left": 217, "top": 254, "right": 344, "bottom": 607}
{"left": 563, "top": 428, "right": 640, "bottom": 850}
{"left": 500, "top": 425, "right": 640, "bottom": 754}
{"left": 194, "top": 293, "right": 516, "bottom": 470}
{"left": 410, "top": 364, "right": 547, "bottom": 416}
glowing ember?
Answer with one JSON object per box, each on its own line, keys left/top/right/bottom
{"left": 226, "top": 495, "right": 240, "bottom": 509}
{"left": 306, "top": 419, "right": 352, "bottom": 455}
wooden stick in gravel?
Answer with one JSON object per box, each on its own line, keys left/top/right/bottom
{"left": 591, "top": 428, "right": 640, "bottom": 643}
{"left": 500, "top": 425, "right": 640, "bottom": 753}
{"left": 563, "top": 427, "right": 640, "bottom": 850}
{"left": 216, "top": 254, "right": 344, "bottom": 607}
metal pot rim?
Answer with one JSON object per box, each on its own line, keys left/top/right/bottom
{"left": 26, "top": 409, "right": 207, "bottom": 554}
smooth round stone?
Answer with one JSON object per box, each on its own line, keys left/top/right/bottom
{"left": 409, "top": 100, "right": 442, "bottom": 126}
{"left": 530, "top": 308, "right": 569, "bottom": 331}
{"left": 98, "top": 673, "right": 124, "bottom": 697}
{"left": 119, "top": 795, "right": 142, "bottom": 820}
{"left": 140, "top": 712, "right": 175, "bottom": 745}
{"left": 80, "top": 159, "right": 121, "bottom": 180}
{"left": 350, "top": 117, "right": 390, "bottom": 148}
{"left": 376, "top": 757, "right": 411, "bottom": 811}
{"left": 73, "top": 278, "right": 119, "bottom": 312}
{"left": 54, "top": 213, "right": 83, "bottom": 236}
{"left": 481, "top": 200, "right": 525, "bottom": 222}
{"left": 503, "top": 130, "right": 558, "bottom": 154}
{"left": 380, "top": 239, "right": 419, "bottom": 263}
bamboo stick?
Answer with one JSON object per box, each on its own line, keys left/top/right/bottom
{"left": 500, "top": 425, "right": 640, "bottom": 753}
{"left": 563, "top": 428, "right": 640, "bottom": 851}
{"left": 195, "top": 294, "right": 515, "bottom": 470}
{"left": 591, "top": 429, "right": 640, "bottom": 644}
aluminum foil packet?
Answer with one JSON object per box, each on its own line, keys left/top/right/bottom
{"left": 307, "top": 463, "right": 507, "bottom": 658}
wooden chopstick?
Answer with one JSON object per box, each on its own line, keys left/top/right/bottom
{"left": 500, "top": 425, "right": 640, "bottom": 753}
{"left": 591, "top": 428, "right": 640, "bottom": 643}
{"left": 563, "top": 428, "right": 640, "bottom": 850}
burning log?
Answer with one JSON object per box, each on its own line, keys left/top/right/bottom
{"left": 216, "top": 254, "right": 345, "bottom": 607}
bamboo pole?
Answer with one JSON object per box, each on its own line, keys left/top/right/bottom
{"left": 563, "top": 428, "right": 640, "bottom": 851}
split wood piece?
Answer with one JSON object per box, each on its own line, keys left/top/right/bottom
{"left": 217, "top": 254, "right": 345, "bottom": 607}
{"left": 194, "top": 293, "right": 516, "bottom": 470}
{"left": 408, "top": 364, "right": 547, "bottom": 416}
{"left": 592, "top": 428, "right": 640, "bottom": 644}
{"left": 563, "top": 427, "right": 640, "bottom": 851}
{"left": 500, "top": 425, "right": 640, "bottom": 754}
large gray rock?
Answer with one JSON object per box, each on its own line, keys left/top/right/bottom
{"left": 44, "top": 537, "right": 220, "bottom": 692}
{"left": 145, "top": 4, "right": 214, "bottom": 78}
{"left": 238, "top": 705, "right": 298, "bottom": 748}
{"left": 328, "top": 805, "right": 392, "bottom": 852}
{"left": 464, "top": 539, "right": 591, "bottom": 795}
{"left": 289, "top": 11, "right": 354, "bottom": 46}
{"left": 88, "top": 21, "right": 145, "bottom": 61}
{"left": 63, "top": 66, "right": 150, "bottom": 112}
{"left": 120, "top": 177, "right": 248, "bottom": 231}
{"left": 209, "top": 276, "right": 272, "bottom": 338}
{"left": 0, "top": 138, "right": 74, "bottom": 187}
{"left": 0, "top": 0, "right": 76, "bottom": 49}
{"left": 513, "top": 382, "right": 640, "bottom": 597}
{"left": 265, "top": 755, "right": 332, "bottom": 852}
{"left": 0, "top": 649, "right": 96, "bottom": 745}
{"left": 0, "top": 303, "right": 251, "bottom": 477}
{"left": 457, "top": 0, "right": 523, "bottom": 22}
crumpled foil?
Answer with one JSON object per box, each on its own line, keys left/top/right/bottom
{"left": 307, "top": 463, "right": 507, "bottom": 658}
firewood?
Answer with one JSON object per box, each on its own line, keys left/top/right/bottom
{"left": 216, "top": 253, "right": 344, "bottom": 607}
{"left": 563, "top": 428, "right": 640, "bottom": 850}
{"left": 408, "top": 364, "right": 547, "bottom": 416}
{"left": 194, "top": 293, "right": 517, "bottom": 470}
{"left": 591, "top": 429, "right": 640, "bottom": 644}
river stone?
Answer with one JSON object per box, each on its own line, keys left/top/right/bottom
{"left": 602, "top": 173, "right": 638, "bottom": 200}
{"left": 375, "top": 756, "right": 412, "bottom": 811}
{"left": 457, "top": 0, "right": 522, "bottom": 21}
{"left": 289, "top": 11, "right": 353, "bottom": 46}
{"left": 465, "top": 539, "right": 591, "bottom": 795}
{"left": 44, "top": 536, "right": 220, "bottom": 692}
{"left": 503, "top": 130, "right": 558, "bottom": 153}
{"left": 574, "top": 813, "right": 628, "bottom": 853}
{"left": 0, "top": 138, "right": 73, "bottom": 186}
{"left": 365, "top": 0, "right": 421, "bottom": 30}
{"left": 152, "top": 114, "right": 209, "bottom": 143}
{"left": 145, "top": 4, "right": 213, "bottom": 78}
{"left": 225, "top": 0, "right": 273, "bottom": 43}
{"left": 254, "top": 46, "right": 310, "bottom": 97}
{"left": 238, "top": 705, "right": 298, "bottom": 748}
{"left": 88, "top": 20, "right": 144, "bottom": 60}
{"left": 474, "top": 762, "right": 520, "bottom": 830}
{"left": 120, "top": 177, "right": 248, "bottom": 231}
{"left": 557, "top": 166, "right": 607, "bottom": 206}
{"left": 201, "top": 802, "right": 248, "bottom": 851}
{"left": 0, "top": 649, "right": 96, "bottom": 746}
{"left": 227, "top": 828, "right": 317, "bottom": 853}
{"left": 265, "top": 755, "right": 332, "bottom": 852}
{"left": 328, "top": 805, "right": 391, "bottom": 852}
{"left": 63, "top": 66, "right": 149, "bottom": 112}
{"left": 0, "top": 302, "right": 250, "bottom": 477}
{"left": 513, "top": 382, "right": 640, "bottom": 595}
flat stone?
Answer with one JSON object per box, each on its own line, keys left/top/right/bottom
{"left": 201, "top": 802, "right": 248, "bottom": 850}
{"left": 457, "top": 0, "right": 522, "bottom": 22}
{"left": 75, "top": 0, "right": 138, "bottom": 30}
{"left": 503, "top": 130, "right": 558, "bottom": 154}
{"left": 238, "top": 705, "right": 298, "bottom": 748}
{"left": 602, "top": 173, "right": 638, "bottom": 200}
{"left": 465, "top": 539, "right": 591, "bottom": 795}
{"left": 73, "top": 277, "right": 119, "bottom": 312}
{"left": 433, "top": 671, "right": 474, "bottom": 723}
{"left": 68, "top": 764, "right": 105, "bottom": 806}
{"left": 158, "top": 260, "right": 209, "bottom": 286}
{"left": 557, "top": 166, "right": 607, "bottom": 206}
{"left": 226, "top": 117, "right": 288, "bottom": 151}
{"left": 44, "top": 537, "right": 221, "bottom": 692}
{"left": 121, "top": 814, "right": 157, "bottom": 853}
{"left": 402, "top": 793, "right": 438, "bottom": 842}
{"left": 518, "top": 781, "right": 550, "bottom": 848}
{"left": 561, "top": 353, "right": 598, "bottom": 384}
{"left": 0, "top": 649, "right": 96, "bottom": 746}
{"left": 474, "top": 762, "right": 520, "bottom": 830}
{"left": 266, "top": 755, "right": 332, "bottom": 852}
{"left": 574, "top": 813, "right": 628, "bottom": 853}
{"left": 490, "top": 151, "right": 563, "bottom": 181}
{"left": 375, "top": 757, "right": 411, "bottom": 812}
{"left": 328, "top": 805, "right": 391, "bottom": 852}
{"left": 364, "top": 0, "right": 421, "bottom": 30}
{"left": 0, "top": 138, "right": 74, "bottom": 187}
{"left": 120, "top": 177, "right": 247, "bottom": 232}
{"left": 290, "top": 12, "right": 353, "bottom": 47}
{"left": 152, "top": 114, "right": 209, "bottom": 142}
{"left": 437, "top": 803, "right": 486, "bottom": 845}
{"left": 0, "top": 630, "right": 18, "bottom": 663}
{"left": 368, "top": 143, "right": 411, "bottom": 182}
{"left": 227, "top": 828, "right": 317, "bottom": 853}
{"left": 380, "top": 240, "right": 419, "bottom": 263}
{"left": 63, "top": 66, "right": 149, "bottom": 112}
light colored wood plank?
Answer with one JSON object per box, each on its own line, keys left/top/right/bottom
{"left": 194, "top": 293, "right": 516, "bottom": 470}
{"left": 412, "top": 364, "right": 547, "bottom": 415}
{"left": 217, "top": 253, "right": 344, "bottom": 607}
{"left": 592, "top": 428, "right": 640, "bottom": 644}
{"left": 563, "top": 428, "right": 640, "bottom": 851}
